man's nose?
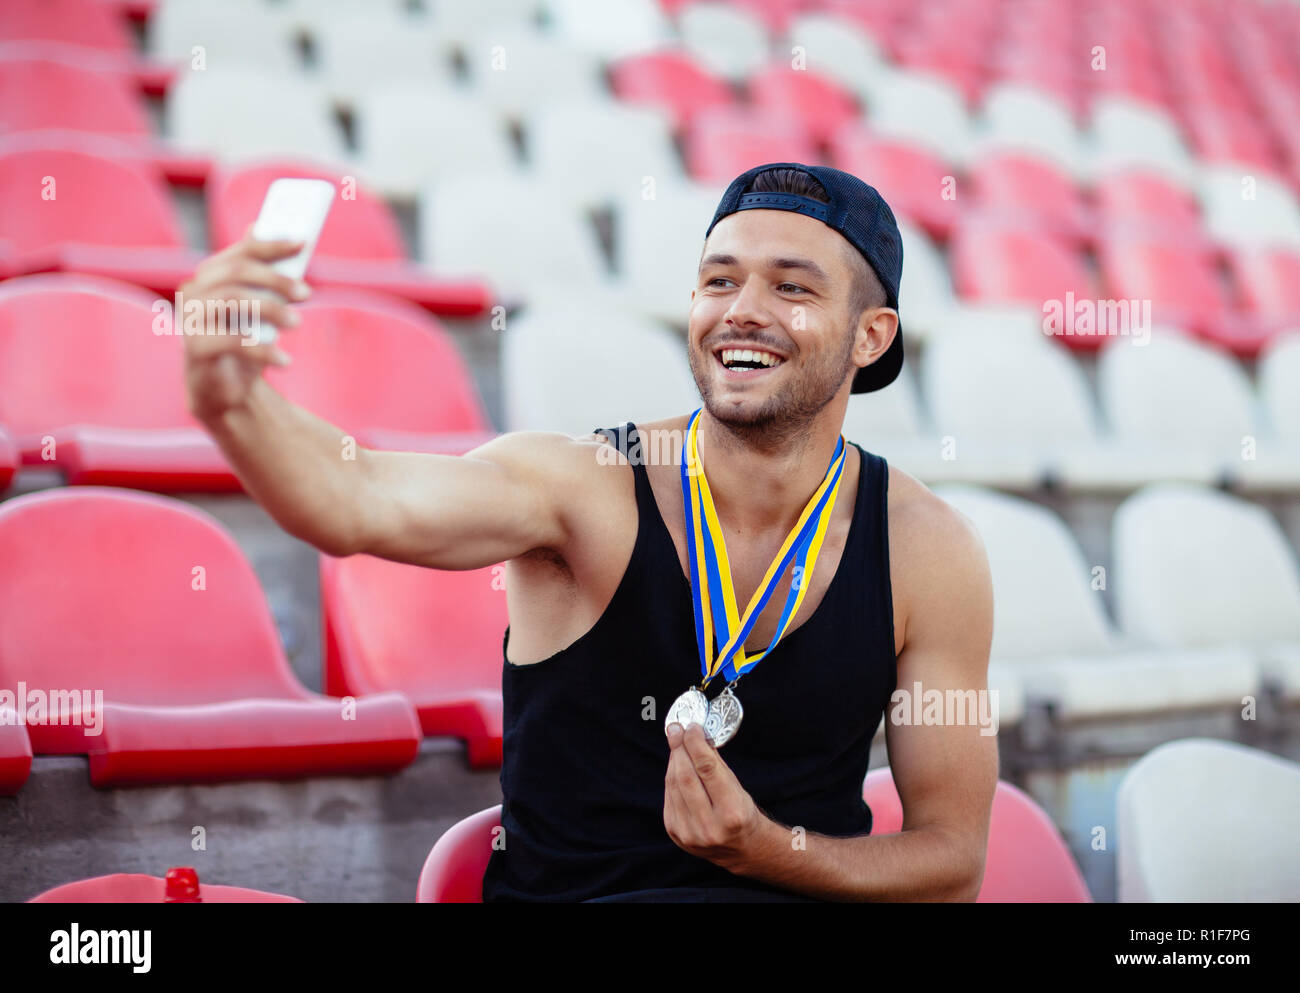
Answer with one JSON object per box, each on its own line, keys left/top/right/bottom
{"left": 724, "top": 275, "right": 769, "bottom": 328}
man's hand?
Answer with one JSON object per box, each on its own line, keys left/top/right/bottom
{"left": 180, "top": 228, "right": 310, "bottom": 423}
{"left": 663, "top": 722, "right": 770, "bottom": 873}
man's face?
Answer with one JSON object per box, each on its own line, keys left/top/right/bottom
{"left": 688, "top": 209, "right": 860, "bottom": 434}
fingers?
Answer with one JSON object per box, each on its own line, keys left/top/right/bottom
{"left": 239, "top": 225, "right": 306, "bottom": 263}
{"left": 206, "top": 256, "right": 310, "bottom": 303}
{"left": 665, "top": 723, "right": 713, "bottom": 814}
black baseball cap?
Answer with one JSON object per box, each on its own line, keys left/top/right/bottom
{"left": 705, "top": 162, "right": 904, "bottom": 393}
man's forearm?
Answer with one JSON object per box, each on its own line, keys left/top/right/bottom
{"left": 724, "top": 814, "right": 982, "bottom": 902}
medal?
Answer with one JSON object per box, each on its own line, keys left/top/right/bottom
{"left": 673, "top": 409, "right": 848, "bottom": 747}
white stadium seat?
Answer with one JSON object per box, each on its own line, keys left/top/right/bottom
{"left": 460, "top": 30, "right": 607, "bottom": 119}
{"left": 502, "top": 294, "right": 701, "bottom": 434}
{"left": 165, "top": 68, "right": 348, "bottom": 165}
{"left": 1117, "top": 738, "right": 1300, "bottom": 901}
{"left": 678, "top": 2, "right": 771, "bottom": 82}
{"left": 1197, "top": 165, "right": 1300, "bottom": 250}
{"left": 862, "top": 68, "right": 975, "bottom": 164}
{"left": 973, "top": 83, "right": 1088, "bottom": 180}
{"left": 148, "top": 0, "right": 300, "bottom": 73}
{"left": 541, "top": 0, "right": 672, "bottom": 59}
{"left": 419, "top": 173, "right": 609, "bottom": 300}
{"left": 1259, "top": 331, "right": 1300, "bottom": 441}
{"left": 354, "top": 87, "right": 519, "bottom": 200}
{"left": 309, "top": 15, "right": 459, "bottom": 110}
{"left": 526, "top": 99, "right": 683, "bottom": 211}
{"left": 895, "top": 219, "right": 954, "bottom": 344}
{"left": 782, "top": 13, "right": 886, "bottom": 95}
{"left": 1089, "top": 96, "right": 1197, "bottom": 187}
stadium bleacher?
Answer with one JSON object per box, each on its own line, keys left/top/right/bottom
{"left": 1, "top": 0, "right": 1299, "bottom": 906}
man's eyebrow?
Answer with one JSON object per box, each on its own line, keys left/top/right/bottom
{"left": 698, "top": 253, "right": 831, "bottom": 283}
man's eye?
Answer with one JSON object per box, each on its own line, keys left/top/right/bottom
{"left": 778, "top": 283, "right": 807, "bottom": 294}
{"left": 706, "top": 277, "right": 733, "bottom": 287}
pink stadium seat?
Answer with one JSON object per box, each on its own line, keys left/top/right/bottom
{"left": 0, "top": 487, "right": 422, "bottom": 787}
{"left": 206, "top": 162, "right": 492, "bottom": 317}
{"left": 0, "top": 55, "right": 150, "bottom": 138}
{"left": 967, "top": 151, "right": 1091, "bottom": 244}
{"left": 747, "top": 65, "right": 860, "bottom": 146}
{"left": 0, "top": 276, "right": 491, "bottom": 490}
{"left": 0, "top": 136, "right": 199, "bottom": 289}
{"left": 0, "top": 0, "right": 135, "bottom": 56}
{"left": 609, "top": 51, "right": 736, "bottom": 132}
{"left": 685, "top": 107, "right": 818, "bottom": 185}
{"left": 417, "top": 804, "right": 501, "bottom": 903}
{"left": 0, "top": 707, "right": 33, "bottom": 796}
{"left": 830, "top": 125, "right": 958, "bottom": 240}
{"left": 861, "top": 768, "right": 1092, "bottom": 902}
{"left": 320, "top": 553, "right": 507, "bottom": 768}
{"left": 1182, "top": 104, "right": 1280, "bottom": 173}
{"left": 29, "top": 873, "right": 302, "bottom": 903}
{"left": 1226, "top": 246, "right": 1300, "bottom": 337}
{"left": 1094, "top": 169, "right": 1209, "bottom": 247}
{"left": 0, "top": 423, "right": 16, "bottom": 492}
{"left": 949, "top": 217, "right": 1101, "bottom": 348}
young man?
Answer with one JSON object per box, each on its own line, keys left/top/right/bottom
{"left": 181, "top": 162, "right": 997, "bottom": 903}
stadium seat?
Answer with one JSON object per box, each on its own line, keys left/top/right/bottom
{"left": 781, "top": 12, "right": 886, "bottom": 94}
{"left": 147, "top": 0, "right": 300, "bottom": 75}
{"left": 609, "top": 50, "right": 735, "bottom": 132}
{"left": 352, "top": 86, "right": 519, "bottom": 200}
{"left": 966, "top": 150, "right": 1091, "bottom": 244}
{"left": 501, "top": 295, "right": 700, "bottom": 434}
{"left": 0, "top": 54, "right": 150, "bottom": 139}
{"left": 320, "top": 554, "right": 508, "bottom": 767}
{"left": 860, "top": 67, "right": 975, "bottom": 164}
{"left": 684, "top": 107, "right": 817, "bottom": 185}
{"left": 1093, "top": 167, "right": 1209, "bottom": 247}
{"left": 1112, "top": 483, "right": 1300, "bottom": 698}
{"left": 461, "top": 31, "right": 607, "bottom": 121}
{"left": 678, "top": 2, "right": 771, "bottom": 82}
{"left": 974, "top": 84, "right": 1087, "bottom": 179}
{"left": 1182, "top": 104, "right": 1281, "bottom": 174}
{"left": 543, "top": 0, "right": 672, "bottom": 59}
{"left": 861, "top": 769, "right": 1091, "bottom": 901}
{"left": 0, "top": 423, "right": 16, "bottom": 492}
{"left": 1093, "top": 332, "right": 1300, "bottom": 488}
{"left": 416, "top": 804, "right": 501, "bottom": 903}
{"left": 892, "top": 219, "right": 954, "bottom": 342}
{"left": 165, "top": 69, "right": 347, "bottom": 166}
{"left": 1089, "top": 97, "right": 1196, "bottom": 187}
{"left": 419, "top": 174, "right": 608, "bottom": 301}
{"left": 613, "top": 179, "right": 724, "bottom": 325}
{"left": 206, "top": 161, "right": 492, "bottom": 315}
{"left": 0, "top": 487, "right": 423, "bottom": 786}
{"left": 1117, "top": 738, "right": 1300, "bottom": 901}
{"left": 417, "top": 772, "right": 1093, "bottom": 902}
{"left": 526, "top": 99, "right": 682, "bottom": 210}
{"left": 0, "top": 135, "right": 196, "bottom": 289}
{"left": 420, "top": 0, "right": 540, "bottom": 43}
{"left": 829, "top": 125, "right": 958, "bottom": 241}
{"left": 1197, "top": 166, "right": 1300, "bottom": 251}
{"left": 1225, "top": 246, "right": 1300, "bottom": 342}
{"left": 308, "top": 12, "right": 459, "bottom": 110}
{"left": 29, "top": 872, "right": 302, "bottom": 903}
{"left": 1259, "top": 332, "right": 1300, "bottom": 445}
{"left": 948, "top": 218, "right": 1098, "bottom": 343}
{"left": 0, "top": 0, "right": 135, "bottom": 56}
{"left": 0, "top": 706, "right": 33, "bottom": 796}
{"left": 746, "top": 65, "right": 859, "bottom": 147}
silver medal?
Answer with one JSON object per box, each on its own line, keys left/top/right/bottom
{"left": 665, "top": 688, "right": 709, "bottom": 733}
{"left": 703, "top": 686, "right": 744, "bottom": 747}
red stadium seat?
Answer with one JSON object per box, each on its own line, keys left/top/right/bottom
{"left": 320, "top": 554, "right": 508, "bottom": 768}
{"left": 206, "top": 161, "right": 492, "bottom": 316}
{"left": 609, "top": 50, "right": 736, "bottom": 132}
{"left": 417, "top": 770, "right": 1093, "bottom": 902}
{"left": 861, "top": 768, "right": 1092, "bottom": 902}
{"left": 0, "top": 706, "right": 33, "bottom": 796}
{"left": 0, "top": 55, "right": 150, "bottom": 138}
{"left": 1182, "top": 104, "right": 1281, "bottom": 173}
{"left": 0, "top": 0, "right": 135, "bottom": 56}
{"left": 949, "top": 217, "right": 1101, "bottom": 348}
{"left": 0, "top": 135, "right": 199, "bottom": 289}
{"left": 0, "top": 423, "right": 16, "bottom": 492}
{"left": 1093, "top": 169, "right": 1209, "bottom": 247}
{"left": 0, "top": 276, "right": 491, "bottom": 491}
{"left": 0, "top": 487, "right": 422, "bottom": 787}
{"left": 1226, "top": 246, "right": 1300, "bottom": 338}
{"left": 747, "top": 65, "right": 861, "bottom": 146}
{"left": 29, "top": 873, "right": 302, "bottom": 903}
{"left": 966, "top": 150, "right": 1091, "bottom": 244}
{"left": 416, "top": 804, "right": 501, "bottom": 903}
{"left": 684, "top": 106, "right": 818, "bottom": 185}
{"left": 830, "top": 125, "right": 958, "bottom": 240}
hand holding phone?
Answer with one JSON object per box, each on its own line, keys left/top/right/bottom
{"left": 248, "top": 178, "right": 336, "bottom": 345}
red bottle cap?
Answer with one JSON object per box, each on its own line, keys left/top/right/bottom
{"left": 163, "top": 866, "right": 202, "bottom": 903}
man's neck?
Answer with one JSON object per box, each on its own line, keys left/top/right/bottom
{"left": 695, "top": 406, "right": 846, "bottom": 536}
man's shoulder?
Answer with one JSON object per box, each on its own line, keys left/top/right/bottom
{"left": 883, "top": 463, "right": 989, "bottom": 580}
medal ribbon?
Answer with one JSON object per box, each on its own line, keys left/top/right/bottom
{"left": 679, "top": 408, "right": 848, "bottom": 688}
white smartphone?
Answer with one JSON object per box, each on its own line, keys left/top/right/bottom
{"left": 248, "top": 177, "right": 336, "bottom": 345}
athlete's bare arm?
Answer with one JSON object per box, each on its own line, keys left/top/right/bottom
{"left": 666, "top": 469, "right": 998, "bottom": 901}
{"left": 181, "top": 235, "right": 604, "bottom": 568}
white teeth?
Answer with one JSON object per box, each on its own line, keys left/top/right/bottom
{"left": 720, "top": 348, "right": 783, "bottom": 369}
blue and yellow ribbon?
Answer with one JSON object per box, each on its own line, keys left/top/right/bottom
{"left": 679, "top": 408, "right": 848, "bottom": 688}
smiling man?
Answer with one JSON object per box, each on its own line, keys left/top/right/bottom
{"left": 181, "top": 162, "right": 996, "bottom": 903}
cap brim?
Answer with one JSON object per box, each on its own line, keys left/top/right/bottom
{"left": 851, "top": 325, "right": 904, "bottom": 393}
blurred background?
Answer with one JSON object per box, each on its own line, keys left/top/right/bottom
{"left": 1, "top": 0, "right": 1298, "bottom": 904}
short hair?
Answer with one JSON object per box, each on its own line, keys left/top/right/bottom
{"left": 744, "top": 168, "right": 888, "bottom": 320}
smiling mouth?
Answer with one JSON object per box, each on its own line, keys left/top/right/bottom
{"left": 714, "top": 346, "right": 787, "bottom": 371}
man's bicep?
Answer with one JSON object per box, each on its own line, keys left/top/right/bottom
{"left": 883, "top": 505, "right": 998, "bottom": 882}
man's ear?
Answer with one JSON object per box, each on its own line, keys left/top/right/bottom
{"left": 853, "top": 308, "right": 899, "bottom": 371}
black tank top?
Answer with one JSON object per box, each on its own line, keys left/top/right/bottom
{"left": 481, "top": 423, "right": 898, "bottom": 902}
